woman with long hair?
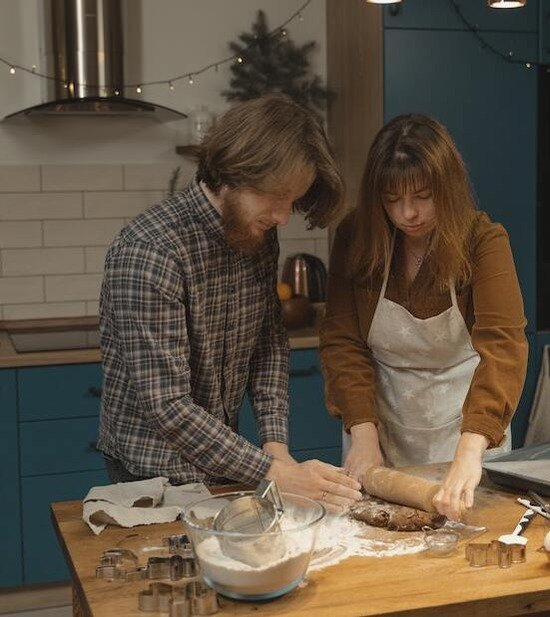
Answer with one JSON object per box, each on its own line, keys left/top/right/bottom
{"left": 320, "top": 114, "right": 528, "bottom": 520}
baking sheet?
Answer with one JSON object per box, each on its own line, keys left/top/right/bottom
{"left": 483, "top": 443, "right": 550, "bottom": 496}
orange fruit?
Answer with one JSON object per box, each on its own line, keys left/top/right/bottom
{"left": 277, "top": 282, "right": 293, "bottom": 301}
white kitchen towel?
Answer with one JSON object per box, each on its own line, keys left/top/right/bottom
{"left": 83, "top": 477, "right": 210, "bottom": 535}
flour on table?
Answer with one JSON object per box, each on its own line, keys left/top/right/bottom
{"left": 308, "top": 514, "right": 426, "bottom": 572}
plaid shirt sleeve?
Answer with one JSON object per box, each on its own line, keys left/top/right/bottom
{"left": 106, "top": 241, "right": 274, "bottom": 484}
{"left": 247, "top": 241, "right": 290, "bottom": 445}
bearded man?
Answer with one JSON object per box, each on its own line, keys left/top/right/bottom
{"left": 97, "top": 94, "right": 362, "bottom": 510}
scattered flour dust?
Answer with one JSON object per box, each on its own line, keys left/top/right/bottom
{"left": 308, "top": 514, "right": 426, "bottom": 572}
{"left": 195, "top": 513, "right": 426, "bottom": 595}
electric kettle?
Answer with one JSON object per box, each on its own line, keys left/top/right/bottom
{"left": 281, "top": 253, "right": 327, "bottom": 302}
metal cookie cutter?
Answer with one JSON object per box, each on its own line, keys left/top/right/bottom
{"left": 465, "top": 540, "right": 526, "bottom": 568}
{"left": 164, "top": 533, "right": 194, "bottom": 556}
{"left": 138, "top": 581, "right": 218, "bottom": 616}
{"left": 96, "top": 549, "right": 198, "bottom": 582}
{"left": 146, "top": 555, "right": 198, "bottom": 581}
{"left": 96, "top": 548, "right": 146, "bottom": 581}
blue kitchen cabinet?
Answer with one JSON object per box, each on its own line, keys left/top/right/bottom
{"left": 0, "top": 369, "right": 22, "bottom": 587}
{"left": 19, "top": 363, "right": 103, "bottom": 420}
{"left": 239, "top": 349, "right": 342, "bottom": 464}
{"left": 9, "top": 361, "right": 106, "bottom": 586}
{"left": 20, "top": 416, "right": 105, "bottom": 476}
{"left": 384, "top": 0, "right": 538, "bottom": 32}
{"left": 21, "top": 469, "right": 109, "bottom": 584}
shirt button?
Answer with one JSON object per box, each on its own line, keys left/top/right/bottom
{"left": 229, "top": 285, "right": 236, "bottom": 293}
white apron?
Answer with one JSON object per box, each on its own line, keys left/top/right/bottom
{"left": 342, "top": 253, "right": 511, "bottom": 466}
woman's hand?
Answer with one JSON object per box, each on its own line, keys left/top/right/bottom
{"left": 432, "top": 432, "right": 489, "bottom": 520}
{"left": 344, "top": 422, "right": 385, "bottom": 485}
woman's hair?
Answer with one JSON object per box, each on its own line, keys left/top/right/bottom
{"left": 180, "top": 93, "right": 344, "bottom": 228}
{"left": 349, "top": 114, "right": 477, "bottom": 289}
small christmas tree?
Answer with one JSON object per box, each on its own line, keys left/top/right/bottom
{"left": 222, "top": 10, "right": 331, "bottom": 114}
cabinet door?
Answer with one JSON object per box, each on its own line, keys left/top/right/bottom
{"left": 288, "top": 349, "right": 341, "bottom": 451}
{"left": 19, "top": 363, "right": 103, "bottom": 420}
{"left": 20, "top": 416, "right": 104, "bottom": 476}
{"left": 0, "top": 370, "right": 22, "bottom": 587}
{"left": 22, "top": 469, "right": 109, "bottom": 584}
{"left": 239, "top": 349, "right": 341, "bottom": 452}
{"left": 291, "top": 447, "right": 342, "bottom": 467}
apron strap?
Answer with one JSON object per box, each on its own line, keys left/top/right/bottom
{"left": 449, "top": 279, "right": 458, "bottom": 308}
{"left": 379, "top": 232, "right": 395, "bottom": 300}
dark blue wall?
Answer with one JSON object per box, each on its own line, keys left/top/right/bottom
{"left": 383, "top": 0, "right": 543, "bottom": 445}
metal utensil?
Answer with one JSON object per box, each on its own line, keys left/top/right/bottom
{"left": 527, "top": 490, "right": 550, "bottom": 515}
{"left": 517, "top": 497, "right": 550, "bottom": 521}
{"left": 498, "top": 507, "right": 537, "bottom": 546}
{"left": 212, "top": 480, "right": 286, "bottom": 567}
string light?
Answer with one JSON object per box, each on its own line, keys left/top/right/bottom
{"left": 0, "top": 0, "right": 312, "bottom": 92}
{"left": 9, "top": 66, "right": 15, "bottom": 75}
{"left": 169, "top": 81, "right": 174, "bottom": 91}
{"left": 450, "top": 0, "right": 536, "bottom": 69}
{"left": 114, "top": 89, "right": 120, "bottom": 96}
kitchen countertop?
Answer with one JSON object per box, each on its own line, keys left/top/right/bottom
{"left": 51, "top": 465, "right": 550, "bottom": 617}
{"left": 0, "top": 316, "right": 321, "bottom": 369}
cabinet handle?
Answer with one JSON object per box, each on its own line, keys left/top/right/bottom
{"left": 88, "top": 386, "right": 102, "bottom": 397}
{"left": 289, "top": 365, "right": 319, "bottom": 378}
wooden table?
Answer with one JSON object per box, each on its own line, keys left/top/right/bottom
{"left": 51, "top": 467, "right": 550, "bottom": 617}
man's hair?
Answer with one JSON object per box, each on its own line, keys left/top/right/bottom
{"left": 349, "top": 113, "right": 478, "bottom": 289}
{"left": 181, "top": 94, "right": 344, "bottom": 228}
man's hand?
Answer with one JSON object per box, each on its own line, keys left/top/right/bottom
{"left": 344, "top": 422, "right": 385, "bottom": 484}
{"left": 432, "top": 432, "right": 489, "bottom": 520}
{"left": 265, "top": 457, "right": 362, "bottom": 514}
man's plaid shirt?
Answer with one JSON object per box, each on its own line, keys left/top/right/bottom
{"left": 97, "top": 177, "right": 290, "bottom": 484}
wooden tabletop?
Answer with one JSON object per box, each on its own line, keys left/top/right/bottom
{"left": 51, "top": 467, "right": 550, "bottom": 617}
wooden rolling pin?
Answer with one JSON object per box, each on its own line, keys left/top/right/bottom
{"left": 362, "top": 466, "right": 440, "bottom": 513}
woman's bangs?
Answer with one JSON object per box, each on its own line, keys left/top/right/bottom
{"left": 379, "top": 157, "right": 432, "bottom": 196}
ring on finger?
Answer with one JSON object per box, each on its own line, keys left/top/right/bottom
{"left": 321, "top": 490, "right": 328, "bottom": 501}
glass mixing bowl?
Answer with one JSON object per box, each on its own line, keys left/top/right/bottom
{"left": 181, "top": 491, "right": 326, "bottom": 601}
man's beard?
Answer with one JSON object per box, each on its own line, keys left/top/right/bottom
{"left": 221, "top": 190, "right": 269, "bottom": 255}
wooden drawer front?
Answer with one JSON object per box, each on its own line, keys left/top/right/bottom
{"left": 19, "top": 363, "right": 102, "bottom": 421}
{"left": 288, "top": 349, "right": 341, "bottom": 451}
{"left": 292, "top": 447, "right": 342, "bottom": 467}
{"left": 20, "top": 417, "right": 104, "bottom": 476}
{"left": 0, "top": 369, "right": 22, "bottom": 587}
{"left": 22, "top": 469, "right": 109, "bottom": 584}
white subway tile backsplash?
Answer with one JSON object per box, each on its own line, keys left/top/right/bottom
{"left": 45, "top": 274, "right": 102, "bottom": 302}
{"left": 41, "top": 165, "right": 124, "bottom": 192}
{"left": 123, "top": 162, "right": 195, "bottom": 190}
{"left": 3, "top": 302, "right": 86, "bottom": 320}
{"left": 0, "top": 193, "right": 83, "bottom": 220}
{"left": 0, "top": 166, "right": 41, "bottom": 192}
{"left": 278, "top": 238, "right": 316, "bottom": 270}
{"left": 0, "top": 222, "right": 42, "bottom": 248}
{"left": 44, "top": 219, "right": 123, "bottom": 247}
{"left": 85, "top": 246, "right": 108, "bottom": 273}
{"left": 84, "top": 191, "right": 163, "bottom": 219}
{"left": 86, "top": 300, "right": 100, "bottom": 315}
{"left": 279, "top": 214, "right": 328, "bottom": 240}
{"left": 0, "top": 277, "right": 43, "bottom": 304}
{"left": 314, "top": 238, "right": 329, "bottom": 267}
{"left": 0, "top": 163, "right": 329, "bottom": 316}
{"left": 2, "top": 248, "right": 85, "bottom": 276}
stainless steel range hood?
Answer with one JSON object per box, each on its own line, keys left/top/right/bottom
{"left": 4, "top": 0, "right": 186, "bottom": 121}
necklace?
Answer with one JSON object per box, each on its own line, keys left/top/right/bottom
{"left": 405, "top": 244, "right": 425, "bottom": 270}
